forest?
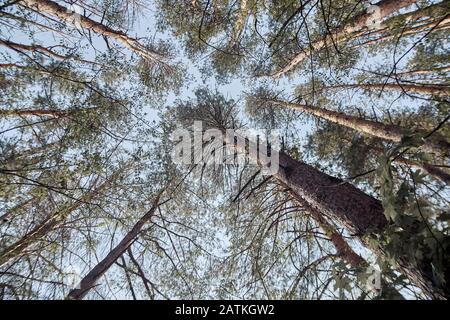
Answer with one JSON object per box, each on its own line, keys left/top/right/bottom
{"left": 0, "top": 0, "right": 449, "bottom": 300}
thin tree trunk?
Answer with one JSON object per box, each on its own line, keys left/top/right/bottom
{"left": 0, "top": 196, "right": 35, "bottom": 225}
{"left": 323, "top": 82, "right": 450, "bottom": 98}
{"left": 371, "top": 145, "right": 450, "bottom": 185}
{"left": 20, "top": 0, "right": 169, "bottom": 65}
{"left": 0, "top": 171, "right": 121, "bottom": 268}
{"left": 341, "top": 137, "right": 450, "bottom": 185}
{"left": 0, "top": 107, "right": 101, "bottom": 118}
{"left": 361, "top": 1, "right": 450, "bottom": 39}
{"left": 0, "top": 109, "right": 69, "bottom": 118}
{"left": 66, "top": 192, "right": 162, "bottom": 300}
{"left": 0, "top": 39, "right": 69, "bottom": 61}
{"left": 225, "top": 133, "right": 448, "bottom": 299}
{"left": 273, "top": 0, "right": 417, "bottom": 77}
{"left": 269, "top": 100, "right": 449, "bottom": 156}
{"left": 0, "top": 38, "right": 102, "bottom": 65}
{"left": 351, "top": 15, "right": 450, "bottom": 49}
{"left": 397, "top": 65, "right": 450, "bottom": 77}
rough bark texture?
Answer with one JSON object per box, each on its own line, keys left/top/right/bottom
{"left": 225, "top": 133, "right": 448, "bottom": 299}
{"left": 270, "top": 100, "right": 449, "bottom": 156}
{"left": 291, "top": 192, "right": 366, "bottom": 267}
{"left": 67, "top": 193, "right": 161, "bottom": 300}
{"left": 21, "top": 0, "right": 168, "bottom": 64}
{"left": 276, "top": 153, "right": 448, "bottom": 299}
{"left": 273, "top": 0, "right": 417, "bottom": 77}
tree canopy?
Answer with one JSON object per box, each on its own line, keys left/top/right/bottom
{"left": 0, "top": 0, "right": 449, "bottom": 300}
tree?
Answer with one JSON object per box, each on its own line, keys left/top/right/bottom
{"left": 172, "top": 88, "right": 449, "bottom": 299}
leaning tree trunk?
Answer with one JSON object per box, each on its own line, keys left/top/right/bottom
{"left": 20, "top": 0, "right": 169, "bottom": 65}
{"left": 0, "top": 170, "right": 121, "bottom": 268}
{"left": 396, "top": 65, "right": 450, "bottom": 77}
{"left": 371, "top": 145, "right": 450, "bottom": 185}
{"left": 291, "top": 192, "right": 404, "bottom": 299}
{"left": 0, "top": 106, "right": 101, "bottom": 119}
{"left": 324, "top": 83, "right": 450, "bottom": 98}
{"left": 273, "top": 0, "right": 417, "bottom": 77}
{"left": 224, "top": 133, "right": 448, "bottom": 299}
{"left": 269, "top": 100, "right": 450, "bottom": 157}
{"left": 0, "top": 109, "right": 68, "bottom": 118}
{"left": 66, "top": 192, "right": 162, "bottom": 300}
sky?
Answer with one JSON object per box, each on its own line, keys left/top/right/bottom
{"left": 1, "top": 0, "right": 446, "bottom": 299}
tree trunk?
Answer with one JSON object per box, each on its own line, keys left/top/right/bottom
{"left": 20, "top": 0, "right": 169, "bottom": 65}
{"left": 291, "top": 192, "right": 404, "bottom": 299}
{"left": 0, "top": 109, "right": 68, "bottom": 118}
{"left": 66, "top": 193, "right": 162, "bottom": 300}
{"left": 397, "top": 65, "right": 450, "bottom": 77}
{"left": 269, "top": 100, "right": 449, "bottom": 156}
{"left": 273, "top": 0, "right": 417, "bottom": 77}
{"left": 324, "top": 83, "right": 450, "bottom": 98}
{"left": 0, "top": 39, "right": 100, "bottom": 65}
{"left": 225, "top": 133, "right": 448, "bottom": 299}
{"left": 0, "top": 171, "right": 121, "bottom": 268}
{"left": 0, "top": 39, "right": 67, "bottom": 60}
{"left": 351, "top": 15, "right": 450, "bottom": 49}
{"left": 373, "top": 146, "right": 450, "bottom": 185}
{"left": 0, "top": 107, "right": 101, "bottom": 119}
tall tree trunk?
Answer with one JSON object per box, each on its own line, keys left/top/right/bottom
{"left": 0, "top": 109, "right": 68, "bottom": 118}
{"left": 397, "top": 65, "right": 450, "bottom": 77}
{"left": 0, "top": 107, "right": 101, "bottom": 118}
{"left": 225, "top": 133, "right": 448, "bottom": 298}
{"left": 323, "top": 82, "right": 450, "bottom": 98}
{"left": 0, "top": 39, "right": 100, "bottom": 65}
{"left": 0, "top": 171, "right": 121, "bottom": 268}
{"left": 269, "top": 100, "right": 450, "bottom": 156}
{"left": 273, "top": 0, "right": 417, "bottom": 77}
{"left": 351, "top": 15, "right": 450, "bottom": 49}
{"left": 372, "top": 145, "right": 450, "bottom": 185}
{"left": 20, "top": 0, "right": 169, "bottom": 65}
{"left": 0, "top": 39, "right": 68, "bottom": 60}
{"left": 66, "top": 192, "right": 162, "bottom": 300}
{"left": 291, "top": 192, "right": 404, "bottom": 299}
{"left": 340, "top": 137, "right": 450, "bottom": 185}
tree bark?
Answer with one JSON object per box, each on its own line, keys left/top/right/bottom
{"left": 291, "top": 192, "right": 404, "bottom": 299}
{"left": 66, "top": 193, "right": 161, "bottom": 300}
{"left": 0, "top": 39, "right": 69, "bottom": 60}
{"left": 0, "top": 109, "right": 69, "bottom": 118}
{"left": 0, "top": 107, "right": 101, "bottom": 119}
{"left": 269, "top": 100, "right": 449, "bottom": 156}
{"left": 324, "top": 82, "right": 450, "bottom": 98}
{"left": 0, "top": 171, "right": 121, "bottom": 268}
{"left": 396, "top": 65, "right": 450, "bottom": 77}
{"left": 225, "top": 133, "right": 448, "bottom": 299}
{"left": 351, "top": 15, "right": 450, "bottom": 49}
{"left": 273, "top": 0, "right": 417, "bottom": 77}
{"left": 20, "top": 0, "right": 169, "bottom": 65}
